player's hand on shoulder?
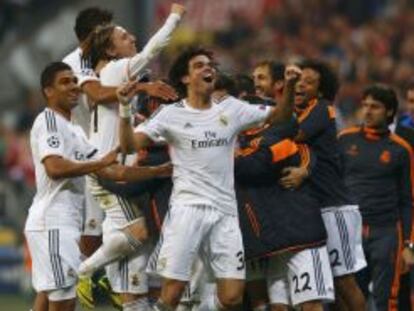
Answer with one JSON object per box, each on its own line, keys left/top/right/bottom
{"left": 142, "top": 81, "right": 178, "bottom": 102}
{"left": 171, "top": 3, "right": 186, "bottom": 17}
{"left": 284, "top": 65, "right": 302, "bottom": 85}
{"left": 100, "top": 149, "right": 119, "bottom": 166}
{"left": 154, "top": 162, "right": 173, "bottom": 178}
{"left": 116, "top": 82, "right": 136, "bottom": 106}
{"left": 279, "top": 166, "right": 308, "bottom": 190}
{"left": 401, "top": 247, "right": 414, "bottom": 273}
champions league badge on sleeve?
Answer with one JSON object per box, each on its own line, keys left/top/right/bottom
{"left": 47, "top": 135, "right": 60, "bottom": 148}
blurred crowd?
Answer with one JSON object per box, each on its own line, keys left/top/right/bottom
{"left": 161, "top": 0, "right": 414, "bottom": 128}
{"left": 1, "top": 0, "right": 414, "bottom": 232}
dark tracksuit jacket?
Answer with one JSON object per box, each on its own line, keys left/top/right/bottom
{"left": 338, "top": 126, "right": 414, "bottom": 311}
{"left": 294, "top": 98, "right": 353, "bottom": 208}
{"left": 235, "top": 122, "right": 327, "bottom": 260}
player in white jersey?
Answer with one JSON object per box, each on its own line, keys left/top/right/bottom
{"left": 76, "top": 4, "right": 184, "bottom": 310}
{"left": 62, "top": 8, "right": 115, "bottom": 271}
{"left": 63, "top": 8, "right": 176, "bottom": 264}
{"left": 25, "top": 62, "right": 172, "bottom": 311}
{"left": 118, "top": 47, "right": 301, "bottom": 310}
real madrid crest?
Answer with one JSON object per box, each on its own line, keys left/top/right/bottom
{"left": 219, "top": 115, "right": 228, "bottom": 126}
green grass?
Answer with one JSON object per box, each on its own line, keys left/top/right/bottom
{"left": 0, "top": 294, "right": 116, "bottom": 311}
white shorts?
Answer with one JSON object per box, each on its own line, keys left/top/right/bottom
{"left": 102, "top": 216, "right": 149, "bottom": 294}
{"left": 180, "top": 258, "right": 207, "bottom": 303}
{"left": 25, "top": 228, "right": 81, "bottom": 294}
{"left": 147, "top": 204, "right": 245, "bottom": 281}
{"left": 82, "top": 187, "right": 104, "bottom": 236}
{"left": 267, "top": 246, "right": 334, "bottom": 306}
{"left": 321, "top": 205, "right": 367, "bottom": 277}
{"left": 95, "top": 192, "right": 144, "bottom": 229}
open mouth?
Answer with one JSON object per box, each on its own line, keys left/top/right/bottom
{"left": 202, "top": 72, "right": 214, "bottom": 83}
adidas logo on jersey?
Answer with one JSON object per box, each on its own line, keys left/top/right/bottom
{"left": 184, "top": 122, "right": 193, "bottom": 129}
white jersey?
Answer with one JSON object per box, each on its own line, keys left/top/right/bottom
{"left": 25, "top": 108, "right": 98, "bottom": 231}
{"left": 137, "top": 96, "right": 272, "bottom": 215}
{"left": 89, "top": 12, "right": 181, "bottom": 154}
{"left": 62, "top": 47, "right": 99, "bottom": 135}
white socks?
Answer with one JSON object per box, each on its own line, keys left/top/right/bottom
{"left": 151, "top": 300, "right": 174, "bottom": 311}
{"left": 79, "top": 230, "right": 142, "bottom": 277}
{"left": 123, "top": 297, "right": 149, "bottom": 311}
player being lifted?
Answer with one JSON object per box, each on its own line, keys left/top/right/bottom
{"left": 117, "top": 47, "right": 301, "bottom": 311}
{"left": 24, "top": 62, "right": 170, "bottom": 311}
{"left": 76, "top": 4, "right": 184, "bottom": 311}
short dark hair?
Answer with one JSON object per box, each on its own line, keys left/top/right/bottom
{"left": 234, "top": 74, "right": 255, "bottom": 96}
{"left": 168, "top": 47, "right": 214, "bottom": 97}
{"left": 300, "top": 59, "right": 339, "bottom": 101}
{"left": 40, "top": 62, "right": 72, "bottom": 94}
{"left": 255, "top": 60, "right": 285, "bottom": 82}
{"left": 214, "top": 73, "right": 238, "bottom": 97}
{"left": 363, "top": 84, "right": 399, "bottom": 124}
{"left": 74, "top": 7, "right": 113, "bottom": 42}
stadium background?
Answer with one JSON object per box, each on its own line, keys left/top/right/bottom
{"left": 0, "top": 0, "right": 413, "bottom": 309}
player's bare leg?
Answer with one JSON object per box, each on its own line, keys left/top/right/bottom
{"left": 198, "top": 279, "right": 244, "bottom": 310}
{"left": 271, "top": 304, "right": 288, "bottom": 311}
{"left": 300, "top": 301, "right": 324, "bottom": 311}
{"left": 79, "top": 235, "right": 102, "bottom": 257}
{"left": 48, "top": 298, "right": 76, "bottom": 311}
{"left": 247, "top": 280, "right": 269, "bottom": 310}
{"left": 33, "top": 292, "right": 48, "bottom": 311}
{"left": 216, "top": 279, "right": 244, "bottom": 309}
{"left": 154, "top": 278, "right": 187, "bottom": 309}
{"left": 331, "top": 275, "right": 365, "bottom": 311}
{"left": 120, "top": 293, "right": 149, "bottom": 311}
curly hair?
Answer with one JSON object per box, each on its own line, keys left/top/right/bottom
{"left": 168, "top": 46, "right": 214, "bottom": 98}
{"left": 300, "top": 59, "right": 339, "bottom": 101}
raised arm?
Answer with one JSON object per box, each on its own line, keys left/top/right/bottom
{"left": 265, "top": 65, "right": 301, "bottom": 126}
{"left": 117, "top": 83, "right": 154, "bottom": 154}
{"left": 127, "top": 3, "right": 185, "bottom": 79}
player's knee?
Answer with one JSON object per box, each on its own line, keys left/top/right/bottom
{"left": 160, "top": 279, "right": 187, "bottom": 308}
{"left": 334, "top": 274, "right": 366, "bottom": 309}
{"left": 124, "top": 219, "right": 149, "bottom": 242}
{"left": 217, "top": 291, "right": 243, "bottom": 309}
{"left": 299, "top": 300, "right": 323, "bottom": 311}
{"left": 271, "top": 303, "right": 288, "bottom": 311}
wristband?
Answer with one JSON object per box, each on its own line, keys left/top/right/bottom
{"left": 404, "top": 241, "right": 414, "bottom": 252}
{"left": 119, "top": 104, "right": 131, "bottom": 119}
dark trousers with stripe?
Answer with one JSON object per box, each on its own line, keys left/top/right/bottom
{"left": 356, "top": 223, "right": 401, "bottom": 311}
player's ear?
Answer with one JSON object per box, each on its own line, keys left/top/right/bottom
{"left": 181, "top": 74, "right": 190, "bottom": 85}
{"left": 386, "top": 109, "right": 394, "bottom": 119}
{"left": 44, "top": 86, "right": 54, "bottom": 99}
{"left": 106, "top": 47, "right": 116, "bottom": 58}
